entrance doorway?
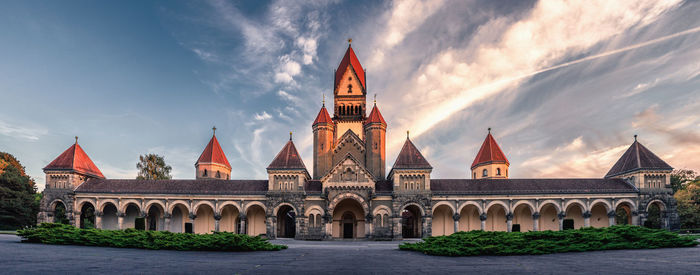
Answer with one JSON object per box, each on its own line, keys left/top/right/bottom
{"left": 277, "top": 205, "right": 296, "bottom": 238}
{"left": 342, "top": 212, "right": 355, "bottom": 238}
{"left": 402, "top": 205, "right": 422, "bottom": 238}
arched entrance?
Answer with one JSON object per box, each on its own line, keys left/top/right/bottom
{"left": 194, "top": 204, "right": 215, "bottom": 234}
{"left": 564, "top": 203, "right": 584, "bottom": 230}
{"left": 276, "top": 205, "right": 296, "bottom": 238}
{"left": 485, "top": 204, "right": 507, "bottom": 231}
{"left": 123, "top": 203, "right": 140, "bottom": 229}
{"left": 102, "top": 203, "right": 119, "bottom": 230}
{"left": 402, "top": 205, "right": 422, "bottom": 238}
{"left": 53, "top": 201, "right": 69, "bottom": 224}
{"left": 645, "top": 201, "right": 665, "bottom": 229}
{"left": 432, "top": 205, "right": 454, "bottom": 236}
{"left": 80, "top": 202, "right": 95, "bottom": 229}
{"left": 220, "top": 205, "right": 240, "bottom": 233}
{"left": 615, "top": 203, "right": 633, "bottom": 225}
{"left": 539, "top": 204, "right": 559, "bottom": 231}
{"left": 458, "top": 204, "right": 481, "bottom": 231}
{"left": 147, "top": 204, "right": 164, "bottom": 231}
{"left": 170, "top": 204, "right": 188, "bottom": 233}
{"left": 246, "top": 204, "right": 266, "bottom": 237}
{"left": 512, "top": 204, "right": 533, "bottom": 232}
{"left": 590, "top": 203, "right": 609, "bottom": 228}
{"left": 332, "top": 199, "right": 366, "bottom": 239}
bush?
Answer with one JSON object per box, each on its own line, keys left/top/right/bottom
{"left": 17, "top": 223, "right": 287, "bottom": 251}
{"left": 399, "top": 225, "right": 697, "bottom": 256}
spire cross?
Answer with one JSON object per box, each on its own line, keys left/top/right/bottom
{"left": 322, "top": 94, "right": 325, "bottom": 107}
{"left": 75, "top": 136, "right": 78, "bottom": 144}
{"left": 290, "top": 131, "right": 293, "bottom": 141}
{"left": 348, "top": 38, "right": 352, "bottom": 45}
{"left": 634, "top": 134, "right": 637, "bottom": 141}
{"left": 407, "top": 130, "right": 410, "bottom": 139}
{"left": 213, "top": 126, "right": 217, "bottom": 135}
{"left": 374, "top": 94, "right": 377, "bottom": 104}
{"left": 488, "top": 127, "right": 491, "bottom": 134}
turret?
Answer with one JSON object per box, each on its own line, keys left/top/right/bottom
{"left": 267, "top": 133, "right": 310, "bottom": 191}
{"left": 333, "top": 41, "right": 366, "bottom": 141}
{"left": 388, "top": 131, "right": 432, "bottom": 191}
{"left": 471, "top": 128, "right": 509, "bottom": 179}
{"left": 364, "top": 100, "right": 386, "bottom": 180}
{"left": 195, "top": 127, "right": 232, "bottom": 179}
{"left": 312, "top": 101, "right": 334, "bottom": 179}
{"left": 43, "top": 136, "right": 105, "bottom": 189}
{"left": 605, "top": 135, "right": 673, "bottom": 190}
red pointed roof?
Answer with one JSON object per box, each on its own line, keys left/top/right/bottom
{"left": 267, "top": 139, "right": 307, "bottom": 170}
{"left": 335, "top": 45, "right": 365, "bottom": 90}
{"left": 44, "top": 142, "right": 105, "bottom": 179}
{"left": 365, "top": 104, "right": 386, "bottom": 125}
{"left": 313, "top": 105, "right": 333, "bottom": 125}
{"left": 196, "top": 134, "right": 231, "bottom": 168}
{"left": 471, "top": 132, "right": 509, "bottom": 169}
{"left": 392, "top": 138, "right": 432, "bottom": 169}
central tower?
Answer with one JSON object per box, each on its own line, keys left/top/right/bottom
{"left": 333, "top": 43, "right": 366, "bottom": 140}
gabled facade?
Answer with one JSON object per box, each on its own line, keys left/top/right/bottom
{"left": 38, "top": 42, "right": 680, "bottom": 240}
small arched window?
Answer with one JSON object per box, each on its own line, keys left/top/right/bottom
{"left": 375, "top": 214, "right": 381, "bottom": 226}
{"left": 482, "top": 169, "right": 488, "bottom": 177}
{"left": 347, "top": 84, "right": 352, "bottom": 93}
{"left": 203, "top": 169, "right": 208, "bottom": 177}
{"left": 316, "top": 214, "right": 322, "bottom": 226}
{"left": 216, "top": 171, "right": 221, "bottom": 178}
{"left": 496, "top": 168, "right": 501, "bottom": 176}
{"left": 309, "top": 215, "right": 315, "bottom": 227}
{"left": 383, "top": 214, "right": 388, "bottom": 227}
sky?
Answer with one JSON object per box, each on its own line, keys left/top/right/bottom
{"left": 1, "top": 0, "right": 699, "bottom": 191}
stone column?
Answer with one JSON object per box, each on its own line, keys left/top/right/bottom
{"left": 164, "top": 213, "right": 172, "bottom": 232}
{"left": 214, "top": 214, "right": 221, "bottom": 232}
{"left": 73, "top": 211, "right": 81, "bottom": 228}
{"left": 189, "top": 213, "right": 197, "bottom": 233}
{"left": 394, "top": 216, "right": 402, "bottom": 240}
{"left": 506, "top": 212, "right": 513, "bottom": 232}
{"left": 323, "top": 214, "right": 332, "bottom": 240}
{"left": 95, "top": 211, "right": 103, "bottom": 229}
{"left": 632, "top": 211, "right": 640, "bottom": 226}
{"left": 479, "top": 213, "right": 487, "bottom": 231}
{"left": 117, "top": 212, "right": 125, "bottom": 230}
{"left": 365, "top": 214, "right": 373, "bottom": 239}
{"left": 452, "top": 213, "right": 461, "bottom": 233}
{"left": 239, "top": 214, "right": 247, "bottom": 235}
{"left": 607, "top": 210, "right": 616, "bottom": 226}
{"left": 558, "top": 212, "right": 565, "bottom": 231}
{"left": 583, "top": 211, "right": 591, "bottom": 227}
{"left": 532, "top": 212, "right": 540, "bottom": 232}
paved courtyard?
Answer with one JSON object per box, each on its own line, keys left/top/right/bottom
{"left": 2, "top": 234, "right": 700, "bottom": 274}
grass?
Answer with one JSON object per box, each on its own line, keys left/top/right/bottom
{"left": 17, "top": 223, "right": 287, "bottom": 251}
{"left": 0, "top": 230, "right": 17, "bottom": 235}
{"left": 399, "top": 225, "right": 698, "bottom": 256}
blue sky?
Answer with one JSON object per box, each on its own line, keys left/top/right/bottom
{"left": 1, "top": 0, "right": 699, "bottom": 190}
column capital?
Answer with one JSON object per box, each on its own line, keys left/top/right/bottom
{"left": 94, "top": 211, "right": 103, "bottom": 217}
{"left": 557, "top": 212, "right": 566, "bottom": 220}
{"left": 532, "top": 212, "right": 541, "bottom": 219}
{"left": 365, "top": 214, "right": 374, "bottom": 222}
{"left": 452, "top": 213, "right": 461, "bottom": 221}
{"left": 163, "top": 213, "right": 172, "bottom": 219}
{"left": 117, "top": 212, "right": 125, "bottom": 218}
{"left": 214, "top": 214, "right": 222, "bottom": 221}
{"left": 479, "top": 213, "right": 487, "bottom": 221}
{"left": 189, "top": 213, "right": 197, "bottom": 220}
{"left": 607, "top": 210, "right": 616, "bottom": 218}
{"left": 582, "top": 211, "right": 592, "bottom": 218}
{"left": 506, "top": 213, "right": 513, "bottom": 221}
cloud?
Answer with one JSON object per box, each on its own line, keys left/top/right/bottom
{"left": 0, "top": 120, "right": 48, "bottom": 141}
{"left": 254, "top": 111, "right": 273, "bottom": 121}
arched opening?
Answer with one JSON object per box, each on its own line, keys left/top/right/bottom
{"left": 645, "top": 201, "right": 664, "bottom": 229}
{"left": 432, "top": 205, "right": 454, "bottom": 236}
{"left": 341, "top": 212, "right": 355, "bottom": 239}
{"left": 486, "top": 204, "right": 507, "bottom": 231}
{"left": 590, "top": 203, "right": 609, "bottom": 228}
{"left": 402, "top": 205, "right": 422, "bottom": 238}
{"left": 332, "top": 199, "right": 366, "bottom": 239}
{"left": 615, "top": 203, "right": 633, "bottom": 225}
{"left": 246, "top": 205, "right": 266, "bottom": 237}
{"left": 170, "top": 204, "right": 188, "bottom": 233}
{"left": 80, "top": 202, "right": 96, "bottom": 229}
{"left": 539, "top": 204, "right": 559, "bottom": 231}
{"left": 276, "top": 205, "right": 296, "bottom": 238}
{"left": 564, "top": 203, "right": 584, "bottom": 230}
{"left": 482, "top": 169, "right": 488, "bottom": 177}
{"left": 123, "top": 203, "right": 140, "bottom": 229}
{"left": 458, "top": 205, "right": 481, "bottom": 231}
{"left": 496, "top": 168, "right": 501, "bottom": 176}
{"left": 194, "top": 204, "right": 215, "bottom": 234}
{"left": 220, "top": 205, "right": 240, "bottom": 233}
{"left": 512, "top": 204, "right": 533, "bottom": 232}
{"left": 147, "top": 204, "right": 164, "bottom": 231}
{"left": 53, "top": 201, "right": 69, "bottom": 224}
{"left": 102, "top": 203, "right": 118, "bottom": 230}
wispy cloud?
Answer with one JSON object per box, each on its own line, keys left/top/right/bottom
{"left": 0, "top": 120, "right": 48, "bottom": 141}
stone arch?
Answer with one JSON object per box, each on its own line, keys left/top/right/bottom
{"left": 512, "top": 200, "right": 536, "bottom": 214}
{"left": 305, "top": 205, "right": 325, "bottom": 217}
{"left": 217, "top": 201, "right": 242, "bottom": 214}
{"left": 614, "top": 199, "right": 637, "bottom": 210}
{"left": 273, "top": 202, "right": 299, "bottom": 216}
{"left": 243, "top": 201, "right": 267, "bottom": 214}
{"left": 193, "top": 200, "right": 216, "bottom": 215}
{"left": 76, "top": 198, "right": 96, "bottom": 212}
{"left": 372, "top": 205, "right": 392, "bottom": 216}
{"left": 646, "top": 199, "right": 666, "bottom": 212}
{"left": 590, "top": 200, "right": 611, "bottom": 228}
{"left": 432, "top": 201, "right": 456, "bottom": 214}
{"left": 167, "top": 200, "right": 191, "bottom": 214}
{"left": 119, "top": 199, "right": 142, "bottom": 213}
{"left": 590, "top": 199, "right": 612, "bottom": 212}
{"left": 563, "top": 199, "right": 587, "bottom": 213}
{"left": 99, "top": 199, "right": 119, "bottom": 212}
{"left": 458, "top": 201, "right": 483, "bottom": 215}
{"left": 399, "top": 202, "right": 426, "bottom": 216}
{"left": 144, "top": 200, "right": 167, "bottom": 214}
{"left": 537, "top": 200, "right": 562, "bottom": 213}
{"left": 328, "top": 193, "right": 369, "bottom": 215}
{"left": 485, "top": 200, "right": 509, "bottom": 214}
{"left": 432, "top": 203, "right": 455, "bottom": 236}
{"left": 50, "top": 199, "right": 67, "bottom": 211}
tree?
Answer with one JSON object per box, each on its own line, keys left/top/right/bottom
{"left": 671, "top": 169, "right": 697, "bottom": 193}
{"left": 0, "top": 165, "right": 39, "bottom": 229}
{"left": 136, "top": 154, "right": 172, "bottom": 180}
{"left": 674, "top": 178, "right": 700, "bottom": 229}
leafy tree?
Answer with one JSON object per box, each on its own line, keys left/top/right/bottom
{"left": 136, "top": 154, "right": 172, "bottom": 180}
{"left": 671, "top": 169, "right": 697, "bottom": 193}
{"left": 0, "top": 165, "right": 39, "bottom": 229}
{"left": 674, "top": 178, "right": 700, "bottom": 229}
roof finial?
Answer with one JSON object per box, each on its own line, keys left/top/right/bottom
{"left": 634, "top": 134, "right": 637, "bottom": 142}
{"left": 75, "top": 136, "right": 78, "bottom": 144}
{"left": 488, "top": 127, "right": 491, "bottom": 134}
{"left": 348, "top": 38, "right": 352, "bottom": 45}
{"left": 322, "top": 94, "right": 325, "bottom": 107}
{"left": 289, "top": 131, "right": 293, "bottom": 141}
{"left": 373, "top": 94, "right": 377, "bottom": 105}
{"left": 212, "top": 126, "right": 217, "bottom": 136}
{"left": 407, "top": 130, "right": 410, "bottom": 139}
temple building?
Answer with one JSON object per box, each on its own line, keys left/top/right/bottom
{"left": 37, "top": 44, "right": 679, "bottom": 239}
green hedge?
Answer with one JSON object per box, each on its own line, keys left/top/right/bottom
{"left": 17, "top": 223, "right": 286, "bottom": 251}
{"left": 399, "top": 225, "right": 697, "bottom": 256}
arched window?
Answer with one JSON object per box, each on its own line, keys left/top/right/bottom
{"left": 473, "top": 172, "right": 476, "bottom": 179}
{"left": 216, "top": 171, "right": 221, "bottom": 178}
{"left": 482, "top": 169, "right": 488, "bottom": 177}
{"left": 404, "top": 182, "right": 408, "bottom": 189}
{"left": 203, "top": 169, "right": 208, "bottom": 177}
{"left": 347, "top": 84, "right": 352, "bottom": 93}
{"left": 316, "top": 214, "right": 322, "bottom": 227}
{"left": 309, "top": 214, "right": 315, "bottom": 227}
{"left": 383, "top": 214, "right": 388, "bottom": 227}
{"left": 375, "top": 214, "right": 381, "bottom": 227}
{"left": 496, "top": 168, "right": 501, "bottom": 176}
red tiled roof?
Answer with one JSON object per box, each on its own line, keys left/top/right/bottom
{"left": 471, "top": 133, "right": 509, "bottom": 169}
{"left": 605, "top": 140, "right": 672, "bottom": 178}
{"left": 75, "top": 179, "right": 268, "bottom": 195}
{"left": 431, "top": 178, "right": 637, "bottom": 194}
{"left": 392, "top": 138, "right": 432, "bottom": 169}
{"left": 312, "top": 105, "right": 333, "bottom": 125}
{"left": 267, "top": 140, "right": 307, "bottom": 170}
{"left": 44, "top": 142, "right": 105, "bottom": 179}
{"left": 365, "top": 104, "right": 386, "bottom": 125}
{"left": 335, "top": 45, "right": 365, "bottom": 90}
{"left": 196, "top": 135, "right": 231, "bottom": 168}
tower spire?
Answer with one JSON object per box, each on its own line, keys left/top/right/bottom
{"left": 322, "top": 94, "right": 325, "bottom": 107}
{"left": 213, "top": 126, "right": 217, "bottom": 136}
{"left": 634, "top": 134, "right": 637, "bottom": 141}
{"left": 290, "top": 131, "right": 293, "bottom": 141}
{"left": 75, "top": 136, "right": 78, "bottom": 144}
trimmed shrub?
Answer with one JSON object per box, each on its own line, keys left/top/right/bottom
{"left": 399, "top": 225, "right": 697, "bottom": 256}
{"left": 17, "top": 223, "right": 286, "bottom": 251}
